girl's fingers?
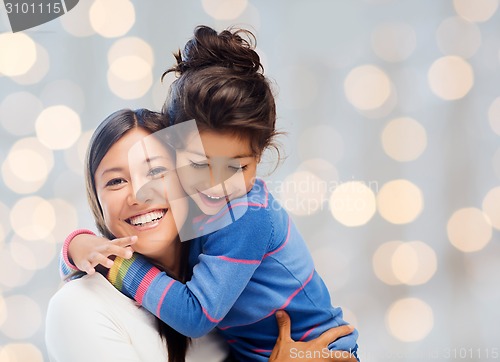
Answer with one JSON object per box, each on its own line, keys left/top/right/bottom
{"left": 90, "top": 253, "right": 114, "bottom": 269}
{"left": 111, "top": 235, "right": 137, "bottom": 247}
{"left": 100, "top": 243, "right": 134, "bottom": 259}
{"left": 79, "top": 260, "right": 95, "bottom": 275}
{"left": 317, "top": 325, "right": 355, "bottom": 347}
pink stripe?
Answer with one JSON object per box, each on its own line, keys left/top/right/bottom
{"left": 253, "top": 349, "right": 273, "bottom": 353}
{"left": 299, "top": 324, "right": 319, "bottom": 341}
{"left": 217, "top": 255, "right": 260, "bottom": 264}
{"left": 226, "top": 339, "right": 237, "bottom": 344}
{"left": 155, "top": 279, "right": 175, "bottom": 317}
{"left": 135, "top": 268, "right": 161, "bottom": 305}
{"left": 263, "top": 217, "right": 291, "bottom": 259}
{"left": 202, "top": 306, "right": 223, "bottom": 323}
{"left": 219, "top": 269, "right": 316, "bottom": 330}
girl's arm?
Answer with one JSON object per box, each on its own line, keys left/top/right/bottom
{"left": 108, "top": 207, "right": 272, "bottom": 338}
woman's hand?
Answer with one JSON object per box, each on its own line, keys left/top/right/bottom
{"left": 269, "top": 311, "right": 357, "bottom": 362}
{"left": 69, "top": 234, "right": 137, "bottom": 275}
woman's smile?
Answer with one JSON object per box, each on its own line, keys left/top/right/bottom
{"left": 125, "top": 208, "right": 168, "bottom": 230}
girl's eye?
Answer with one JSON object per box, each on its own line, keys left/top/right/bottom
{"left": 229, "top": 164, "right": 248, "bottom": 172}
{"left": 106, "top": 178, "right": 126, "bottom": 187}
{"left": 147, "top": 166, "right": 168, "bottom": 178}
{"left": 189, "top": 161, "right": 209, "bottom": 169}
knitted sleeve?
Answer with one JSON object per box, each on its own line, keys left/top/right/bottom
{"left": 107, "top": 208, "right": 272, "bottom": 338}
{"left": 59, "top": 229, "right": 96, "bottom": 281}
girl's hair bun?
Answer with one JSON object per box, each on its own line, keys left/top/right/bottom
{"left": 165, "top": 25, "right": 263, "bottom": 77}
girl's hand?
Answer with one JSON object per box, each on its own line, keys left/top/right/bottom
{"left": 68, "top": 234, "right": 137, "bottom": 275}
{"left": 269, "top": 311, "right": 357, "bottom": 362}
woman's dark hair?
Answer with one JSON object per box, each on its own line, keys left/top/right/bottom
{"left": 84, "top": 108, "right": 190, "bottom": 362}
{"left": 162, "top": 25, "right": 280, "bottom": 158}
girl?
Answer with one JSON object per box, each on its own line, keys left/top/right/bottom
{"left": 62, "top": 26, "right": 359, "bottom": 361}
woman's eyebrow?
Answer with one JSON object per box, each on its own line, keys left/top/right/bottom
{"left": 100, "top": 167, "right": 124, "bottom": 177}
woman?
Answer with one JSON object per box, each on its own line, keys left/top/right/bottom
{"left": 45, "top": 108, "right": 356, "bottom": 362}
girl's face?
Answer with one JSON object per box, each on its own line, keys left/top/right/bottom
{"left": 94, "top": 128, "right": 188, "bottom": 261}
{"left": 175, "top": 130, "right": 258, "bottom": 215}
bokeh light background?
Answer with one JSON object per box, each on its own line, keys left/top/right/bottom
{"left": 1, "top": 0, "right": 500, "bottom": 361}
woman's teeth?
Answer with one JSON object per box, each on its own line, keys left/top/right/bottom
{"left": 128, "top": 210, "right": 166, "bottom": 226}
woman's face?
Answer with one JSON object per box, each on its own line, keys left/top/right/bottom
{"left": 94, "top": 128, "right": 188, "bottom": 260}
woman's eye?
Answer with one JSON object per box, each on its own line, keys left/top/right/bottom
{"left": 147, "top": 166, "right": 168, "bottom": 178}
{"left": 106, "top": 178, "right": 126, "bottom": 187}
{"left": 189, "top": 161, "right": 209, "bottom": 169}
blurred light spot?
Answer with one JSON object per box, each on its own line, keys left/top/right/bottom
{"left": 377, "top": 179, "right": 423, "bottom": 224}
{"left": 381, "top": 117, "right": 427, "bottom": 162}
{"left": 297, "top": 158, "right": 339, "bottom": 183}
{"left": 11, "top": 43, "right": 49, "bottom": 85}
{"left": 10, "top": 196, "right": 56, "bottom": 241}
{"left": 312, "top": 247, "right": 350, "bottom": 291}
{"left": 0, "top": 202, "right": 11, "bottom": 237}
{"left": 89, "top": 0, "right": 135, "bottom": 38}
{"left": 447, "top": 207, "right": 492, "bottom": 252}
{"left": 1, "top": 138, "right": 54, "bottom": 194}
{"left": 5, "top": 149, "right": 50, "bottom": 182}
{"left": 202, "top": 0, "right": 248, "bottom": 20}
{"left": 0, "top": 92, "right": 42, "bottom": 136}
{"left": 436, "top": 17, "right": 481, "bottom": 58}
{"left": 0, "top": 33, "right": 36, "bottom": 76}
{"left": 0, "top": 343, "right": 43, "bottom": 362}
{"left": 1, "top": 295, "right": 41, "bottom": 339}
{"left": 373, "top": 241, "right": 403, "bottom": 285}
{"left": 47, "top": 198, "right": 79, "bottom": 245}
{"left": 453, "top": 0, "right": 499, "bottom": 22}
{"left": 0, "top": 224, "right": 5, "bottom": 249}
{"left": 276, "top": 171, "right": 327, "bottom": 216}
{"left": 108, "top": 56, "right": 153, "bottom": 99}
{"left": 330, "top": 181, "right": 377, "bottom": 226}
{"left": 428, "top": 56, "right": 474, "bottom": 100}
{"left": 482, "top": 187, "right": 500, "bottom": 230}
{"left": 64, "top": 130, "right": 93, "bottom": 175}
{"left": 109, "top": 55, "right": 150, "bottom": 81}
{"left": 344, "top": 65, "right": 392, "bottom": 110}
{"left": 298, "top": 125, "right": 344, "bottom": 164}
{"left": 392, "top": 241, "right": 437, "bottom": 285}
{"left": 108, "top": 36, "right": 154, "bottom": 67}
{"left": 371, "top": 22, "right": 416, "bottom": 62}
{"left": 10, "top": 234, "right": 56, "bottom": 271}
{"left": 386, "top": 298, "right": 434, "bottom": 342}
{"left": 0, "top": 250, "right": 34, "bottom": 288}
{"left": 41, "top": 79, "right": 86, "bottom": 114}
{"left": 488, "top": 97, "right": 500, "bottom": 136}
{"left": 60, "top": 0, "right": 96, "bottom": 37}
{"left": 36, "top": 105, "right": 81, "bottom": 150}
{"left": 278, "top": 65, "right": 319, "bottom": 110}
{"left": 358, "top": 84, "right": 398, "bottom": 119}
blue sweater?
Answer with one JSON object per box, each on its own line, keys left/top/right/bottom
{"left": 70, "top": 179, "right": 359, "bottom": 361}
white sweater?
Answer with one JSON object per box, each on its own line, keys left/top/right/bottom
{"left": 45, "top": 273, "right": 229, "bottom": 362}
